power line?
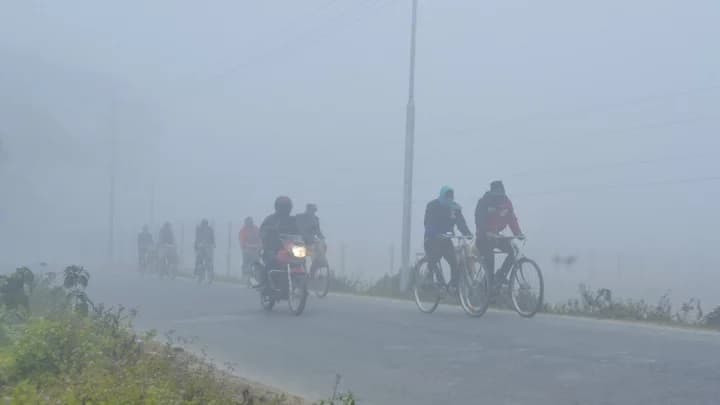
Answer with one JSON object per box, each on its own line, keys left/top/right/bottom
{"left": 514, "top": 176, "right": 720, "bottom": 199}
{"left": 440, "top": 84, "right": 720, "bottom": 135}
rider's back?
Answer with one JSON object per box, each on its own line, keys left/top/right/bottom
{"left": 424, "top": 198, "right": 469, "bottom": 239}
{"left": 260, "top": 213, "right": 298, "bottom": 254}
{"left": 475, "top": 191, "right": 520, "bottom": 235}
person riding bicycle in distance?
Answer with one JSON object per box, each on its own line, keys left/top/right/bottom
{"left": 424, "top": 186, "right": 473, "bottom": 289}
{"left": 474, "top": 180, "right": 525, "bottom": 287}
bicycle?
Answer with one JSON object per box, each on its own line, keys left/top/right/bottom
{"left": 307, "top": 238, "right": 330, "bottom": 298}
{"left": 481, "top": 235, "right": 544, "bottom": 318}
{"left": 412, "top": 233, "right": 491, "bottom": 316}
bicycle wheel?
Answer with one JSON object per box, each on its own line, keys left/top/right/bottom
{"left": 413, "top": 258, "right": 442, "bottom": 314}
{"left": 459, "top": 257, "right": 491, "bottom": 317}
{"left": 310, "top": 264, "right": 330, "bottom": 298}
{"left": 509, "top": 258, "right": 544, "bottom": 318}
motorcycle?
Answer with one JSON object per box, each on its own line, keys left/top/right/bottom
{"left": 253, "top": 234, "right": 309, "bottom": 316}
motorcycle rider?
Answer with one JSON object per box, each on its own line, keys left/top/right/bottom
{"left": 137, "top": 225, "right": 154, "bottom": 271}
{"left": 423, "top": 186, "right": 473, "bottom": 289}
{"left": 239, "top": 216, "right": 261, "bottom": 278}
{"left": 474, "top": 180, "right": 525, "bottom": 287}
{"left": 194, "top": 219, "right": 215, "bottom": 277}
{"left": 259, "top": 196, "right": 299, "bottom": 284}
{"left": 296, "top": 203, "right": 324, "bottom": 245}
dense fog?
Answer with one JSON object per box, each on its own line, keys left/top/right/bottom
{"left": 1, "top": 0, "right": 719, "bottom": 307}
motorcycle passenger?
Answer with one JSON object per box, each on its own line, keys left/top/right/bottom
{"left": 137, "top": 225, "right": 154, "bottom": 270}
{"left": 423, "top": 186, "right": 473, "bottom": 289}
{"left": 474, "top": 180, "right": 525, "bottom": 287}
{"left": 296, "top": 203, "right": 324, "bottom": 245}
{"left": 296, "top": 203, "right": 327, "bottom": 275}
{"left": 239, "top": 216, "right": 261, "bottom": 278}
{"left": 194, "top": 219, "right": 215, "bottom": 276}
{"left": 259, "top": 196, "right": 299, "bottom": 283}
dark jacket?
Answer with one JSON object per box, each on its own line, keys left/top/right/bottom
{"left": 260, "top": 213, "right": 299, "bottom": 255}
{"left": 158, "top": 226, "right": 175, "bottom": 245}
{"left": 138, "top": 231, "right": 153, "bottom": 251}
{"left": 195, "top": 225, "right": 215, "bottom": 249}
{"left": 475, "top": 192, "right": 521, "bottom": 236}
{"left": 424, "top": 198, "right": 472, "bottom": 240}
{"left": 296, "top": 212, "right": 324, "bottom": 242}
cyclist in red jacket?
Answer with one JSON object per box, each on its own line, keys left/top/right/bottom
{"left": 475, "top": 181, "right": 525, "bottom": 286}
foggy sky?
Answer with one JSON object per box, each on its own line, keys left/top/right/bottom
{"left": 1, "top": 0, "right": 719, "bottom": 305}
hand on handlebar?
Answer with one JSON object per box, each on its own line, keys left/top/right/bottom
{"left": 516, "top": 233, "right": 526, "bottom": 241}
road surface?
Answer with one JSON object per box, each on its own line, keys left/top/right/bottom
{"left": 90, "top": 272, "right": 720, "bottom": 405}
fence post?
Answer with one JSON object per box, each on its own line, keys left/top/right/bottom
{"left": 227, "top": 221, "right": 232, "bottom": 277}
{"left": 390, "top": 244, "right": 395, "bottom": 274}
{"left": 340, "top": 243, "right": 346, "bottom": 276}
{"left": 180, "top": 222, "right": 185, "bottom": 271}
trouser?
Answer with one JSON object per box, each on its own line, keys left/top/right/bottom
{"left": 476, "top": 237, "right": 515, "bottom": 283}
{"left": 138, "top": 249, "right": 149, "bottom": 267}
{"left": 195, "top": 248, "right": 214, "bottom": 274}
{"left": 242, "top": 248, "right": 260, "bottom": 275}
{"left": 424, "top": 238, "right": 459, "bottom": 286}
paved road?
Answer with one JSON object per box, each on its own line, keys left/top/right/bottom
{"left": 90, "top": 272, "right": 720, "bottom": 405}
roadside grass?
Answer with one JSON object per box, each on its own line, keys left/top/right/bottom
{"left": 323, "top": 271, "right": 720, "bottom": 331}
{"left": 0, "top": 267, "right": 356, "bottom": 404}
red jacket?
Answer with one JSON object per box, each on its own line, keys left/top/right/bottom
{"left": 474, "top": 192, "right": 522, "bottom": 236}
{"left": 239, "top": 225, "right": 261, "bottom": 248}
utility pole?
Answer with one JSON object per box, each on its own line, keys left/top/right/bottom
{"left": 400, "top": 0, "right": 418, "bottom": 291}
{"left": 108, "top": 99, "right": 117, "bottom": 268}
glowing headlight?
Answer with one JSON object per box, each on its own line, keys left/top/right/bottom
{"left": 291, "top": 245, "right": 307, "bottom": 258}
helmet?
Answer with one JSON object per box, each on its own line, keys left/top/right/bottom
{"left": 274, "top": 196, "right": 293, "bottom": 215}
{"left": 306, "top": 203, "right": 317, "bottom": 214}
{"left": 244, "top": 216, "right": 254, "bottom": 226}
{"left": 142, "top": 225, "right": 149, "bottom": 232}
{"left": 201, "top": 218, "right": 209, "bottom": 227}
{"left": 490, "top": 180, "right": 505, "bottom": 195}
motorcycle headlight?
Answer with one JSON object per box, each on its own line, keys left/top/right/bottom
{"left": 291, "top": 245, "right": 307, "bottom": 258}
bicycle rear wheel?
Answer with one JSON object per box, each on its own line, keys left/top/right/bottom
{"left": 413, "top": 258, "right": 442, "bottom": 314}
{"left": 310, "top": 264, "right": 330, "bottom": 298}
{"left": 459, "top": 258, "right": 491, "bottom": 317}
{"left": 509, "top": 258, "right": 544, "bottom": 318}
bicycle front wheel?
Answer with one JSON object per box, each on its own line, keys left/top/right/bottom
{"left": 509, "top": 258, "right": 544, "bottom": 318}
{"left": 459, "top": 258, "right": 491, "bottom": 317}
{"left": 413, "top": 258, "right": 442, "bottom": 314}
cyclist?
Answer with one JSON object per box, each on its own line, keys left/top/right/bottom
{"left": 474, "top": 180, "right": 525, "bottom": 287}
{"left": 137, "top": 225, "right": 153, "bottom": 271}
{"left": 157, "top": 221, "right": 178, "bottom": 271}
{"left": 423, "top": 186, "right": 473, "bottom": 289}
{"left": 296, "top": 203, "right": 324, "bottom": 245}
{"left": 239, "top": 217, "right": 261, "bottom": 278}
{"left": 259, "top": 196, "right": 299, "bottom": 284}
{"left": 194, "top": 219, "right": 215, "bottom": 277}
